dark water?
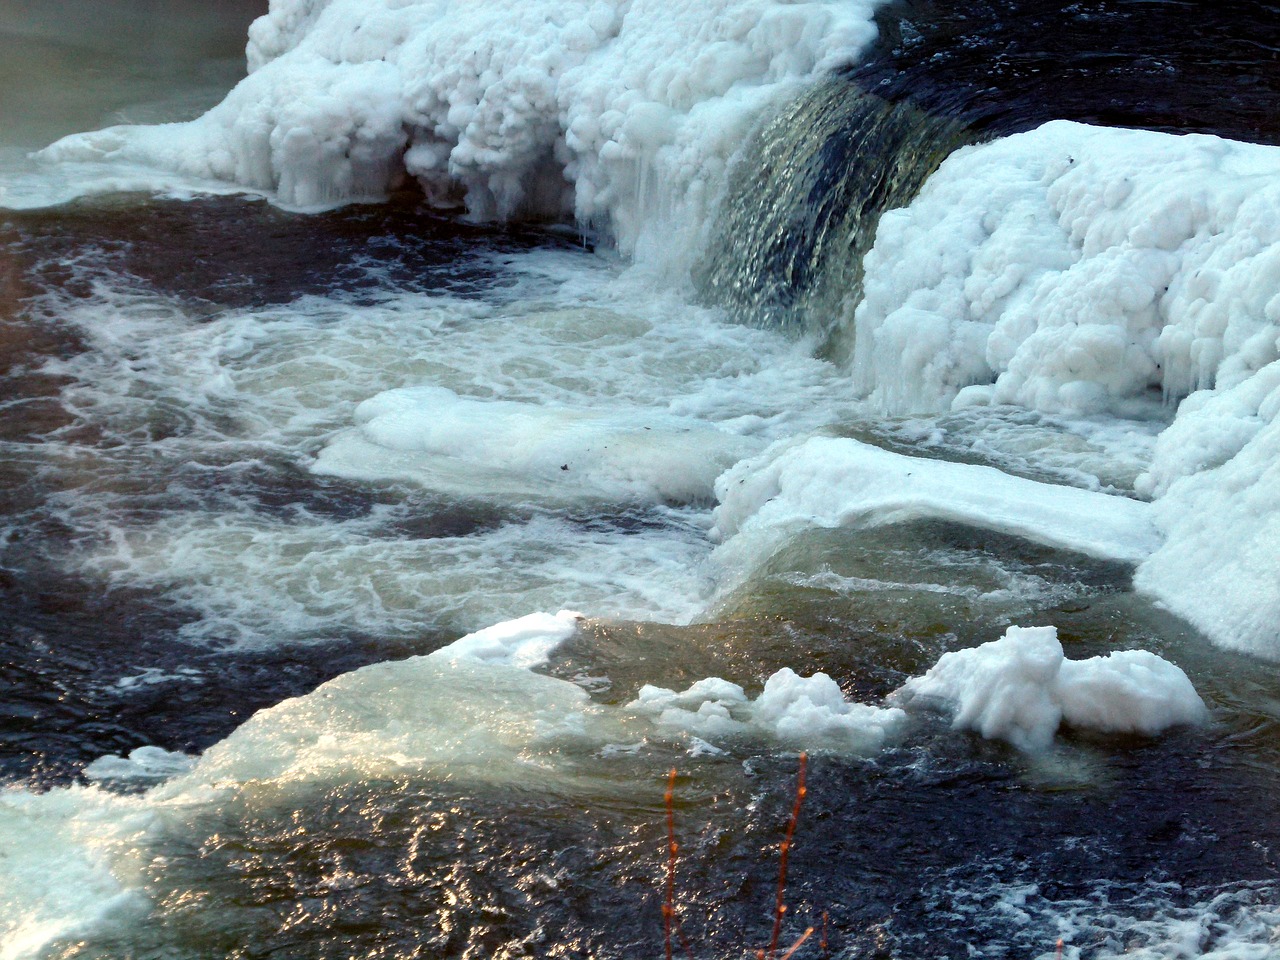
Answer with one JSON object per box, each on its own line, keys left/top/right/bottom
{"left": 0, "top": 197, "right": 563, "bottom": 784}
{"left": 852, "top": 0, "right": 1280, "bottom": 144}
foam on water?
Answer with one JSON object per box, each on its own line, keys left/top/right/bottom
{"left": 926, "top": 877, "right": 1280, "bottom": 960}
{"left": 18, "top": 247, "right": 851, "bottom": 644}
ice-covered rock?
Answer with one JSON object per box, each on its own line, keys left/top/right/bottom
{"left": 710, "top": 435, "right": 1159, "bottom": 594}
{"left": 891, "top": 625, "right": 1208, "bottom": 751}
{"left": 852, "top": 120, "right": 1280, "bottom": 658}
{"left": 37, "top": 0, "right": 882, "bottom": 265}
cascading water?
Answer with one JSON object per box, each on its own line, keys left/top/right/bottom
{"left": 2, "top": 1, "right": 1280, "bottom": 958}
{"left": 693, "top": 80, "right": 971, "bottom": 358}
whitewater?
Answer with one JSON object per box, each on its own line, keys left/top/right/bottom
{"left": 0, "top": 0, "right": 1278, "bottom": 957}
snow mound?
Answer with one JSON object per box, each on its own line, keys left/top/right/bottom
{"left": 36, "top": 0, "right": 882, "bottom": 264}
{"left": 891, "top": 625, "right": 1208, "bottom": 752}
{"left": 852, "top": 120, "right": 1280, "bottom": 659}
{"left": 630, "top": 668, "right": 907, "bottom": 755}
{"left": 852, "top": 120, "right": 1280, "bottom": 419}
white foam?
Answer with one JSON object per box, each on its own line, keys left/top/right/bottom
{"left": 891, "top": 625, "right": 1208, "bottom": 751}
{"left": 944, "top": 878, "right": 1280, "bottom": 960}
{"left": 30, "top": 253, "right": 847, "bottom": 645}
{"left": 710, "top": 435, "right": 1158, "bottom": 594}
{"left": 32, "top": 0, "right": 884, "bottom": 267}
{"left": 630, "top": 668, "right": 906, "bottom": 755}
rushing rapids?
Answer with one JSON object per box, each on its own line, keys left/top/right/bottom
{"left": 2, "top": 1, "right": 1280, "bottom": 957}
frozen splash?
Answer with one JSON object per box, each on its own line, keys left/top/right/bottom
{"left": 33, "top": 0, "right": 884, "bottom": 267}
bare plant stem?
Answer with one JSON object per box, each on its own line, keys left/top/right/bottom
{"left": 664, "top": 767, "right": 678, "bottom": 960}
{"left": 779, "top": 927, "right": 816, "bottom": 960}
{"left": 766, "top": 752, "right": 809, "bottom": 960}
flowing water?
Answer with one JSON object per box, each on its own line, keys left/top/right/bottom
{"left": 2, "top": 2, "right": 1280, "bottom": 958}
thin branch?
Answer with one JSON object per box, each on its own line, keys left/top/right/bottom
{"left": 766, "top": 752, "right": 808, "bottom": 960}
{"left": 664, "top": 767, "right": 678, "bottom": 960}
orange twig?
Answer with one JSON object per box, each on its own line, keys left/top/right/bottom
{"left": 664, "top": 767, "right": 678, "bottom": 960}
{"left": 821, "top": 910, "right": 829, "bottom": 957}
{"left": 1055, "top": 938, "right": 1064, "bottom": 959}
{"left": 766, "top": 752, "right": 808, "bottom": 960}
{"left": 779, "top": 927, "right": 816, "bottom": 960}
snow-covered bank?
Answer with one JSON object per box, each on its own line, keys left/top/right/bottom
{"left": 34, "top": 0, "right": 882, "bottom": 265}
{"left": 851, "top": 120, "right": 1280, "bottom": 658}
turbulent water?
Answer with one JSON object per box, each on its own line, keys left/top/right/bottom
{"left": 3, "top": 1, "right": 1280, "bottom": 958}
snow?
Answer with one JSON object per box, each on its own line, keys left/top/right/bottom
{"left": 312, "top": 385, "right": 758, "bottom": 504}
{"left": 35, "top": 0, "right": 883, "bottom": 265}
{"left": 430, "top": 609, "right": 583, "bottom": 668}
{"left": 851, "top": 119, "right": 1280, "bottom": 658}
{"left": 629, "top": 668, "right": 907, "bottom": 755}
{"left": 852, "top": 120, "right": 1280, "bottom": 419}
{"left": 891, "top": 625, "right": 1208, "bottom": 751}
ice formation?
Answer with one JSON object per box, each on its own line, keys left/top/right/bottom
{"left": 851, "top": 119, "right": 1280, "bottom": 657}
{"left": 629, "top": 668, "right": 907, "bottom": 755}
{"left": 430, "top": 609, "right": 583, "bottom": 668}
{"left": 313, "top": 385, "right": 758, "bottom": 504}
{"left": 891, "top": 625, "right": 1208, "bottom": 752}
{"left": 83, "top": 747, "right": 197, "bottom": 784}
{"left": 36, "top": 0, "right": 882, "bottom": 262}
{"left": 710, "top": 435, "right": 1158, "bottom": 591}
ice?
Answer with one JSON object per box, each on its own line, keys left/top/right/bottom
{"left": 891, "top": 625, "right": 1208, "bottom": 751}
{"left": 432, "top": 609, "right": 583, "bottom": 668}
{"left": 0, "top": 788, "right": 153, "bottom": 960}
{"left": 852, "top": 119, "right": 1280, "bottom": 658}
{"left": 0, "top": 610, "right": 1210, "bottom": 956}
{"left": 629, "top": 668, "right": 907, "bottom": 755}
{"left": 33, "top": 0, "right": 883, "bottom": 266}
{"left": 83, "top": 747, "right": 197, "bottom": 784}
{"left": 710, "top": 435, "right": 1158, "bottom": 593}
{"left": 313, "top": 384, "right": 759, "bottom": 504}
{"left": 852, "top": 121, "right": 1280, "bottom": 419}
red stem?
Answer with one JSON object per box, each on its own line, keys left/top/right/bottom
{"left": 766, "top": 752, "right": 808, "bottom": 960}
{"left": 664, "top": 767, "right": 678, "bottom": 960}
